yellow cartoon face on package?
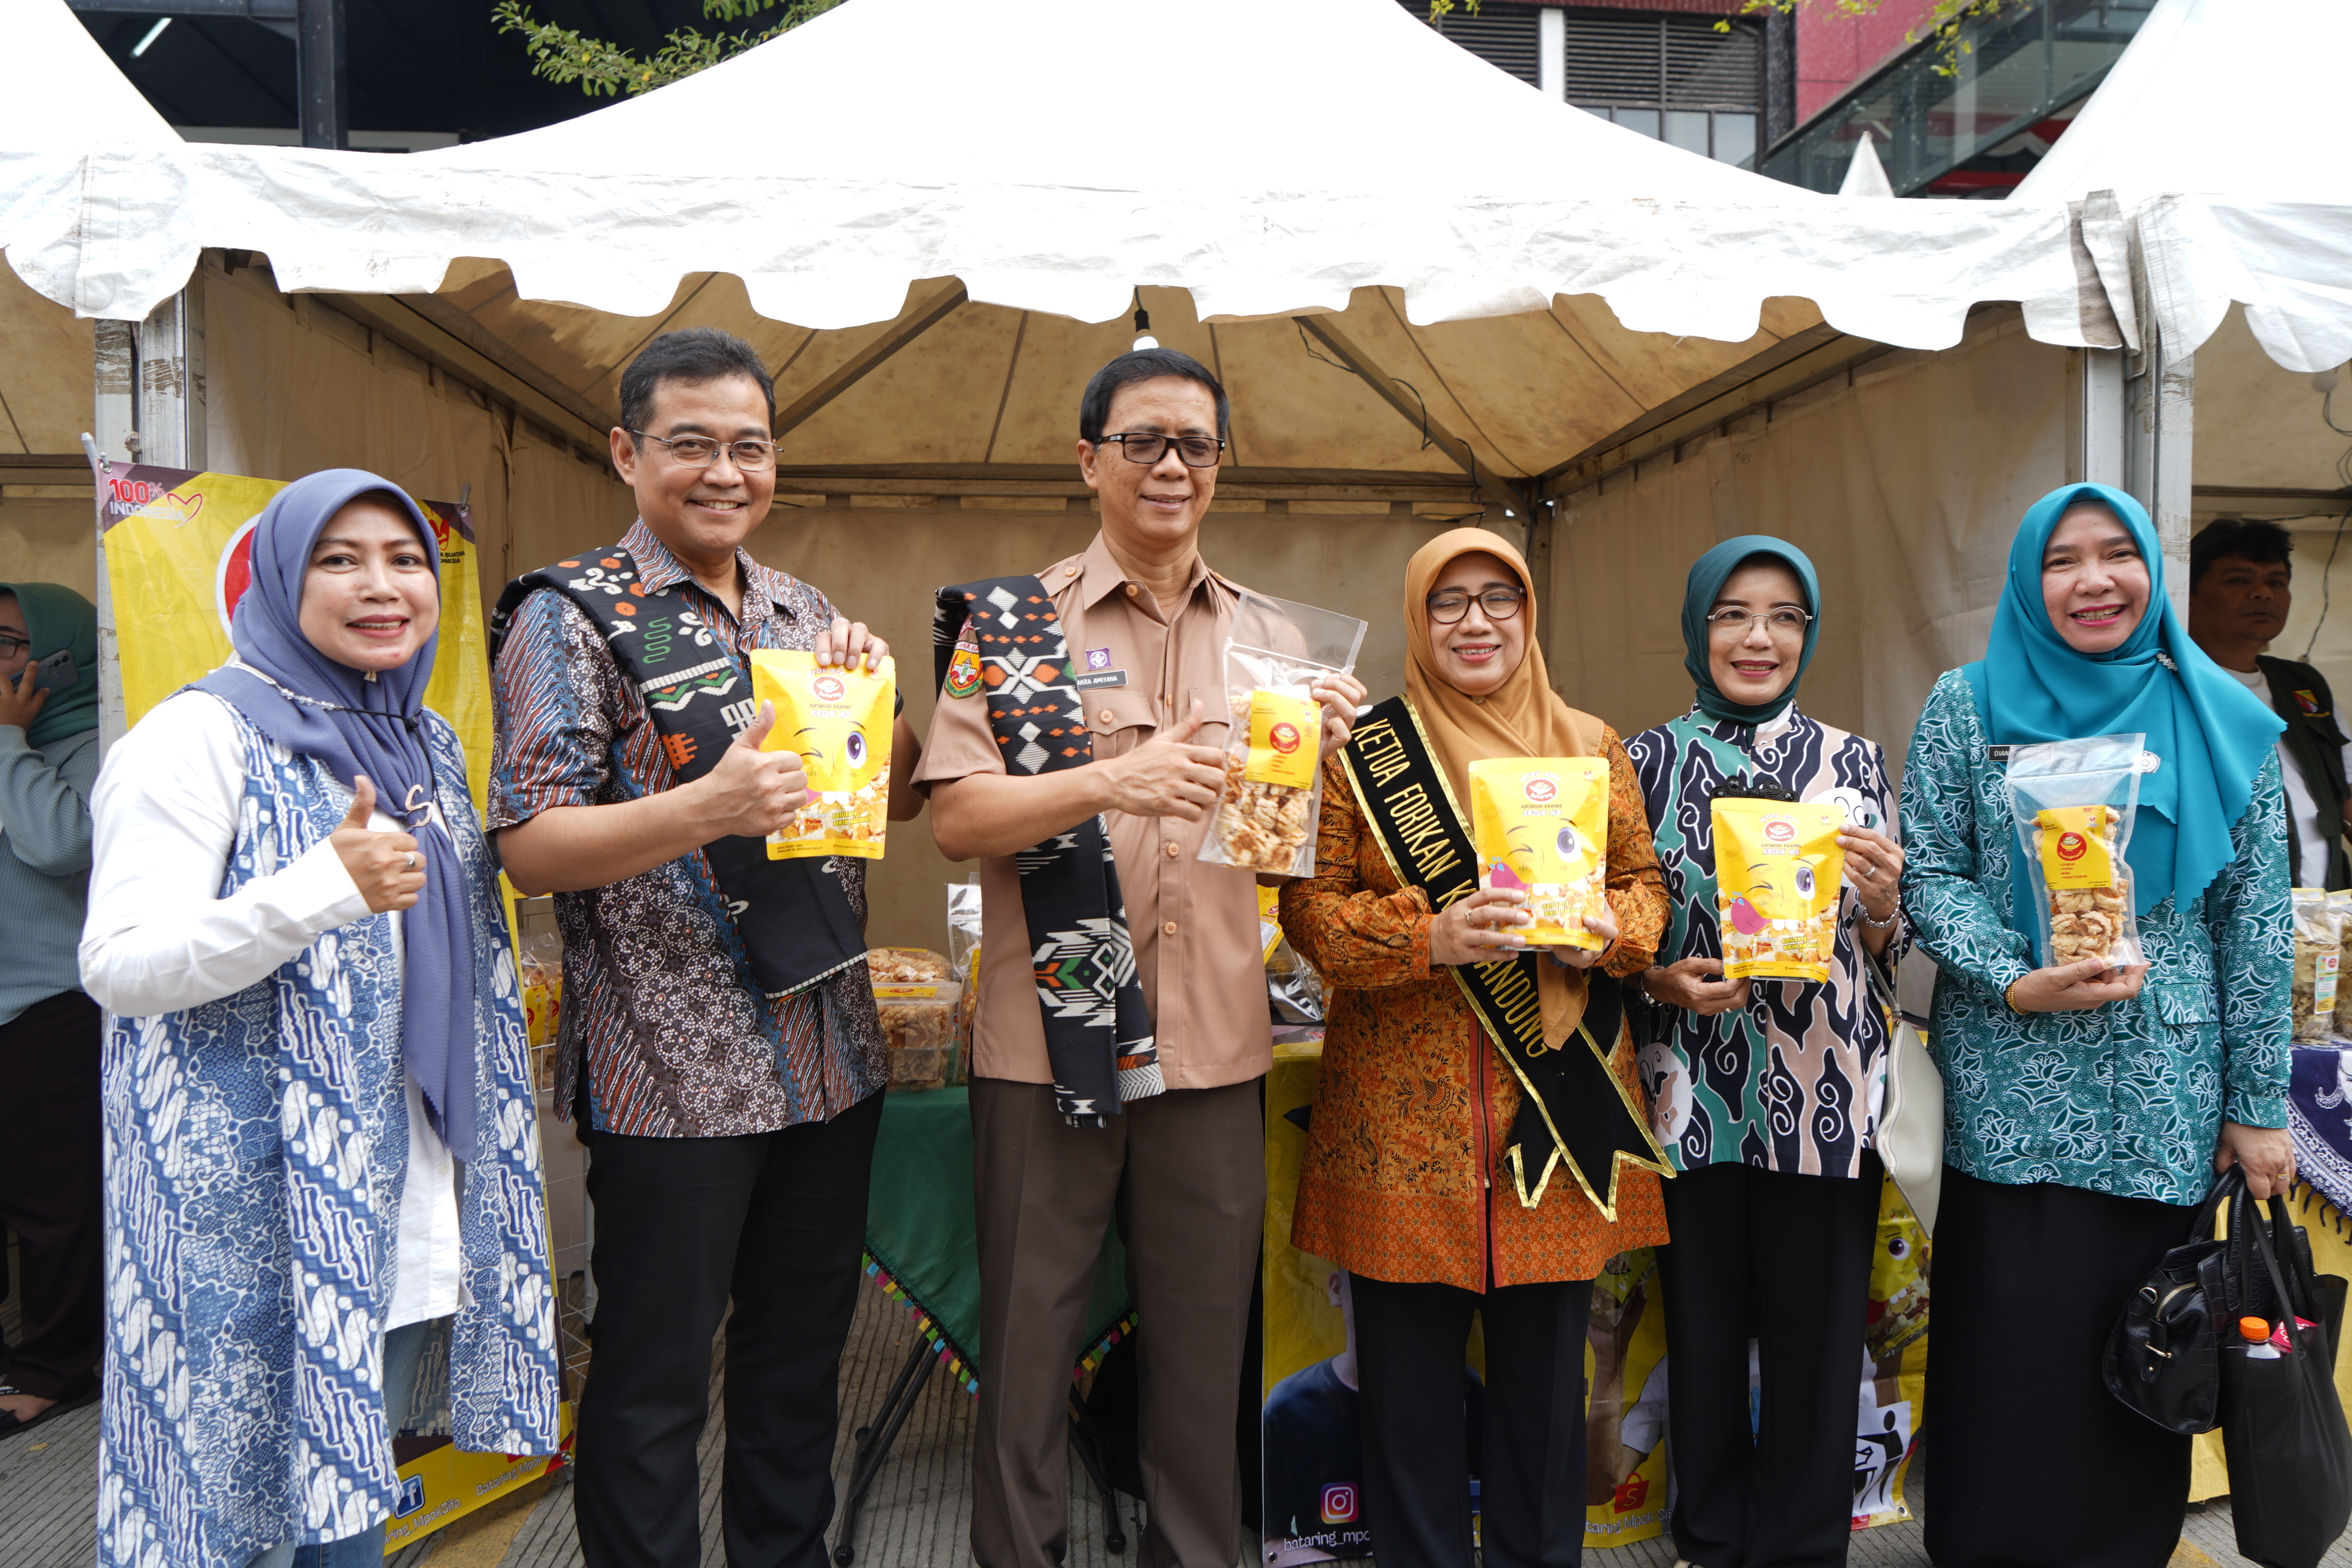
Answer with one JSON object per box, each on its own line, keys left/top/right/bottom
{"left": 1468, "top": 758, "right": 1610, "bottom": 950}
{"left": 1710, "top": 798, "right": 1843, "bottom": 982}
{"left": 748, "top": 650, "right": 895, "bottom": 859}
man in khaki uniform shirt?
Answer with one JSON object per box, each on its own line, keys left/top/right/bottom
{"left": 920, "top": 350, "right": 1363, "bottom": 1568}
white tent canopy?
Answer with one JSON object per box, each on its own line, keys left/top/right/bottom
{"left": 1, "top": 0, "right": 2093, "bottom": 353}
{"left": 2013, "top": 0, "right": 2352, "bottom": 374}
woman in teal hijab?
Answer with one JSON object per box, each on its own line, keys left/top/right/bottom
{"left": 1625, "top": 536, "right": 1912, "bottom": 1568}
{"left": 0, "top": 581, "right": 107, "bottom": 1437}
{"left": 1899, "top": 485, "right": 2291, "bottom": 1568}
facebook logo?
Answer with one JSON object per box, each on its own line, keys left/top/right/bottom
{"left": 396, "top": 1474, "right": 426, "bottom": 1517}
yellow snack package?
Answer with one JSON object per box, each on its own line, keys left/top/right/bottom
{"left": 1710, "top": 798, "right": 1843, "bottom": 982}
{"left": 748, "top": 649, "right": 894, "bottom": 860}
{"left": 1469, "top": 758, "right": 1610, "bottom": 950}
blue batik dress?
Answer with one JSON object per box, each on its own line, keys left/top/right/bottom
{"left": 97, "top": 705, "right": 561, "bottom": 1568}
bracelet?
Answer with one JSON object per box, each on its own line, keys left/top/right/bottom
{"left": 1856, "top": 902, "right": 1899, "bottom": 930}
{"left": 2003, "top": 978, "right": 2026, "bottom": 1013}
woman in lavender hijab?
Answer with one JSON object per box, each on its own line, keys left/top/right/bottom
{"left": 79, "top": 470, "right": 559, "bottom": 1568}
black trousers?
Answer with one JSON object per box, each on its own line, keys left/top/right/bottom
{"left": 1655, "top": 1154, "right": 1884, "bottom": 1568}
{"left": 1924, "top": 1168, "right": 2192, "bottom": 1568}
{"left": 573, "top": 1089, "right": 884, "bottom": 1568}
{"left": 0, "top": 990, "right": 105, "bottom": 1400}
{"left": 1350, "top": 1273, "right": 1595, "bottom": 1568}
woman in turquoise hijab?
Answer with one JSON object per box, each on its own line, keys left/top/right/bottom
{"left": 0, "top": 583, "right": 106, "bottom": 1437}
{"left": 1624, "top": 537, "right": 1912, "bottom": 1568}
{"left": 1899, "top": 485, "right": 2290, "bottom": 1568}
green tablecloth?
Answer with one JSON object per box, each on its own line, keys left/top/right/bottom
{"left": 863, "top": 1086, "right": 1132, "bottom": 1392}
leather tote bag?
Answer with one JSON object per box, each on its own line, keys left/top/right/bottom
{"left": 2219, "top": 1188, "right": 2352, "bottom": 1568}
{"left": 1864, "top": 957, "right": 1943, "bottom": 1236}
{"left": 2104, "top": 1167, "right": 2238, "bottom": 1435}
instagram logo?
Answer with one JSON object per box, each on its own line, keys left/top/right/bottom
{"left": 1320, "top": 1483, "right": 1358, "bottom": 1524}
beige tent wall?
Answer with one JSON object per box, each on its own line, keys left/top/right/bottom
{"left": 198, "top": 259, "right": 1457, "bottom": 951}
{"left": 1, "top": 261, "right": 98, "bottom": 597}
{"left": 202, "top": 261, "right": 636, "bottom": 615}
{"left": 1548, "top": 308, "right": 2072, "bottom": 766}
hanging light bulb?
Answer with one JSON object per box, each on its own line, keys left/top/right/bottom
{"left": 1132, "top": 305, "right": 1158, "bottom": 352}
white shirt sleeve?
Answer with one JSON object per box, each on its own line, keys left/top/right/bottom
{"left": 78, "top": 690, "right": 378, "bottom": 1017}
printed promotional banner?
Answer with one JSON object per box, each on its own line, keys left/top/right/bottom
{"left": 1261, "top": 1038, "right": 1930, "bottom": 1560}
{"left": 96, "top": 460, "right": 492, "bottom": 813}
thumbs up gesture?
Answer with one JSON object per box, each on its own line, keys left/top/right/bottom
{"left": 329, "top": 775, "right": 427, "bottom": 913}
{"left": 690, "top": 702, "right": 811, "bottom": 840}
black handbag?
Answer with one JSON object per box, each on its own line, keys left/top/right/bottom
{"left": 2103, "top": 1167, "right": 2238, "bottom": 1435}
{"left": 2219, "top": 1187, "right": 2352, "bottom": 1568}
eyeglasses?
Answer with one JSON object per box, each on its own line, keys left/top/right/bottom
{"left": 1706, "top": 608, "right": 1814, "bottom": 636}
{"left": 1426, "top": 587, "right": 1526, "bottom": 624}
{"left": 629, "top": 431, "right": 779, "bottom": 471}
{"left": 0, "top": 635, "right": 26, "bottom": 660}
{"left": 1098, "top": 433, "right": 1226, "bottom": 468}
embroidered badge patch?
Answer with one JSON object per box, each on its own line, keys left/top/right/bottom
{"left": 945, "top": 624, "right": 984, "bottom": 699}
{"left": 2297, "top": 689, "right": 2327, "bottom": 718}
{"left": 1085, "top": 647, "right": 1113, "bottom": 672}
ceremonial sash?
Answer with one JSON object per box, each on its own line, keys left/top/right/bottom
{"left": 492, "top": 549, "right": 867, "bottom": 998}
{"left": 934, "top": 575, "right": 1160, "bottom": 1125}
{"left": 1340, "top": 696, "right": 1671, "bottom": 1220}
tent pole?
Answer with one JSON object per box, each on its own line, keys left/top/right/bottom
{"left": 86, "top": 280, "right": 204, "bottom": 751}
{"left": 2122, "top": 316, "right": 2192, "bottom": 624}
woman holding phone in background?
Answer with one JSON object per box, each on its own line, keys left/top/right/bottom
{"left": 0, "top": 583, "right": 104, "bottom": 1438}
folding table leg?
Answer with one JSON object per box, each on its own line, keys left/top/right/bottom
{"left": 831, "top": 1335, "right": 940, "bottom": 1566}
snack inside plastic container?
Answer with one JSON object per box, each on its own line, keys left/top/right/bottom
{"left": 2333, "top": 890, "right": 2352, "bottom": 1039}
{"left": 868, "top": 948, "right": 958, "bottom": 1091}
{"left": 749, "top": 649, "right": 894, "bottom": 860}
{"left": 1469, "top": 757, "right": 1610, "bottom": 950}
{"left": 2292, "top": 887, "right": 2341, "bottom": 1044}
{"left": 1710, "top": 798, "right": 1843, "bottom": 982}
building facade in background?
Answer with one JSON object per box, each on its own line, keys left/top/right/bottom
{"left": 1407, "top": 0, "right": 2152, "bottom": 198}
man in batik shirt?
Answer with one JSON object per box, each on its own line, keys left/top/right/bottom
{"left": 491, "top": 327, "right": 919, "bottom": 1567}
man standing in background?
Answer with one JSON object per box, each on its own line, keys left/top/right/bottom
{"left": 2188, "top": 518, "right": 2352, "bottom": 887}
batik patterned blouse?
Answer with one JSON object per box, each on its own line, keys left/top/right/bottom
{"left": 1624, "top": 705, "right": 1908, "bottom": 1179}
{"left": 1281, "top": 730, "right": 1671, "bottom": 1291}
{"left": 1900, "top": 669, "right": 2291, "bottom": 1205}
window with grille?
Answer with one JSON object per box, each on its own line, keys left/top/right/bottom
{"left": 1565, "top": 10, "right": 1762, "bottom": 166}
{"left": 1396, "top": 0, "right": 1544, "bottom": 87}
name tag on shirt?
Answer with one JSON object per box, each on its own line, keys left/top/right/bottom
{"left": 1074, "top": 669, "right": 1128, "bottom": 690}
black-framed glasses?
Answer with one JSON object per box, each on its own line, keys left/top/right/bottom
{"left": 629, "top": 431, "right": 779, "bottom": 471}
{"left": 1706, "top": 607, "right": 1814, "bottom": 636}
{"left": 1426, "top": 586, "right": 1526, "bottom": 624}
{"left": 0, "top": 635, "right": 27, "bottom": 660}
{"left": 1098, "top": 432, "right": 1226, "bottom": 468}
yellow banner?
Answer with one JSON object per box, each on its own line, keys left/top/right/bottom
{"left": 98, "top": 463, "right": 492, "bottom": 814}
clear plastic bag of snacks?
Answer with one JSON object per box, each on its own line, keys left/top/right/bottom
{"left": 2333, "top": 890, "right": 2352, "bottom": 1039}
{"left": 1711, "top": 797, "right": 1844, "bottom": 982}
{"left": 2293, "top": 888, "right": 2342, "bottom": 1044}
{"left": 749, "top": 650, "right": 895, "bottom": 860}
{"left": 2004, "top": 734, "right": 2148, "bottom": 970}
{"left": 1470, "top": 757, "right": 1612, "bottom": 951}
{"left": 1198, "top": 593, "right": 1366, "bottom": 878}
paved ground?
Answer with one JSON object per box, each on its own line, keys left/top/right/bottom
{"left": 2, "top": 1238, "right": 2341, "bottom": 1567}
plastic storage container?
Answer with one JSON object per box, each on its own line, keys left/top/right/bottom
{"left": 876, "top": 979, "right": 961, "bottom": 1091}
